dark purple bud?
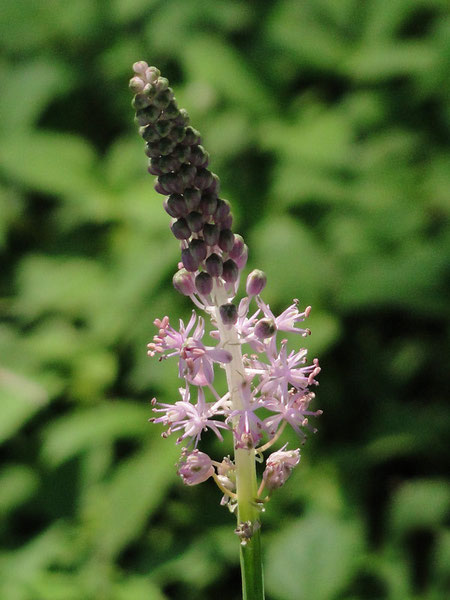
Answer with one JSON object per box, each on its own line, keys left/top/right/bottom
{"left": 179, "top": 164, "right": 197, "bottom": 187}
{"left": 148, "top": 161, "right": 164, "bottom": 176}
{"left": 190, "top": 145, "right": 209, "bottom": 167}
{"left": 186, "top": 211, "right": 203, "bottom": 233}
{"left": 195, "top": 272, "right": 213, "bottom": 295}
{"left": 222, "top": 259, "right": 239, "bottom": 284}
{"left": 140, "top": 125, "right": 159, "bottom": 142}
{"left": 200, "top": 192, "right": 218, "bottom": 216}
{"left": 133, "top": 94, "right": 152, "bottom": 110}
{"left": 183, "top": 126, "right": 201, "bottom": 145}
{"left": 205, "top": 253, "right": 223, "bottom": 277}
{"left": 214, "top": 199, "right": 231, "bottom": 222}
{"left": 164, "top": 194, "right": 187, "bottom": 218}
{"left": 184, "top": 188, "right": 201, "bottom": 211}
{"left": 145, "top": 141, "right": 162, "bottom": 158}
{"left": 173, "top": 268, "right": 195, "bottom": 296}
{"left": 155, "top": 120, "right": 172, "bottom": 137}
{"left": 254, "top": 318, "right": 276, "bottom": 340}
{"left": 222, "top": 214, "right": 233, "bottom": 229}
{"left": 158, "top": 137, "right": 176, "bottom": 156}
{"left": 168, "top": 126, "right": 186, "bottom": 143}
{"left": 164, "top": 100, "right": 179, "bottom": 119}
{"left": 189, "top": 239, "right": 207, "bottom": 262}
{"left": 136, "top": 105, "right": 160, "bottom": 126}
{"left": 219, "top": 303, "right": 238, "bottom": 325}
{"left": 171, "top": 218, "right": 191, "bottom": 240}
{"left": 153, "top": 89, "right": 172, "bottom": 109}
{"left": 194, "top": 168, "right": 213, "bottom": 190}
{"left": 246, "top": 269, "right": 267, "bottom": 296}
{"left": 203, "top": 223, "right": 220, "bottom": 246}
{"left": 158, "top": 155, "right": 180, "bottom": 173}
{"left": 235, "top": 245, "right": 248, "bottom": 270}
{"left": 204, "top": 173, "right": 220, "bottom": 195}
{"left": 176, "top": 108, "right": 190, "bottom": 126}
{"left": 158, "top": 172, "right": 184, "bottom": 194}
{"left": 218, "top": 229, "right": 235, "bottom": 253}
{"left": 229, "top": 234, "right": 244, "bottom": 260}
{"left": 181, "top": 248, "right": 199, "bottom": 272}
{"left": 172, "top": 144, "right": 191, "bottom": 163}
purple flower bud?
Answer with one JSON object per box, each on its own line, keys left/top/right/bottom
{"left": 164, "top": 100, "right": 180, "bottom": 119}
{"left": 214, "top": 199, "right": 231, "bottom": 222}
{"left": 179, "top": 164, "right": 197, "bottom": 187}
{"left": 148, "top": 161, "right": 164, "bottom": 176}
{"left": 246, "top": 269, "right": 267, "bottom": 296}
{"left": 158, "top": 137, "right": 177, "bottom": 156}
{"left": 254, "top": 318, "right": 276, "bottom": 340}
{"left": 164, "top": 194, "right": 187, "bottom": 218}
{"left": 203, "top": 223, "right": 220, "bottom": 246}
{"left": 194, "top": 168, "right": 214, "bottom": 191}
{"left": 220, "top": 303, "right": 238, "bottom": 325}
{"left": 183, "top": 126, "right": 201, "bottom": 146}
{"left": 145, "top": 141, "right": 162, "bottom": 158}
{"left": 235, "top": 244, "right": 248, "bottom": 269}
{"left": 133, "top": 61, "right": 149, "bottom": 75}
{"left": 178, "top": 450, "right": 214, "bottom": 486}
{"left": 136, "top": 105, "right": 160, "bottom": 126}
{"left": 168, "top": 126, "right": 186, "bottom": 143}
{"left": 172, "top": 268, "right": 195, "bottom": 295}
{"left": 205, "top": 173, "right": 220, "bottom": 195}
{"left": 222, "top": 259, "right": 239, "bottom": 284}
{"left": 172, "top": 144, "right": 191, "bottom": 163}
{"left": 190, "top": 145, "right": 209, "bottom": 167}
{"left": 189, "top": 238, "right": 207, "bottom": 262}
{"left": 184, "top": 188, "right": 201, "bottom": 211}
{"left": 205, "top": 253, "right": 223, "bottom": 277}
{"left": 218, "top": 229, "right": 235, "bottom": 253}
{"left": 200, "top": 192, "right": 218, "bottom": 216}
{"left": 158, "top": 155, "right": 180, "bottom": 173}
{"left": 141, "top": 125, "right": 159, "bottom": 142}
{"left": 222, "top": 214, "right": 233, "bottom": 230}
{"left": 263, "top": 447, "right": 300, "bottom": 491}
{"left": 195, "top": 271, "right": 213, "bottom": 295}
{"left": 229, "top": 234, "right": 245, "bottom": 260}
{"left": 171, "top": 218, "right": 191, "bottom": 240}
{"left": 159, "top": 172, "right": 184, "bottom": 194}
{"left": 133, "top": 94, "right": 151, "bottom": 110}
{"left": 155, "top": 120, "right": 172, "bottom": 137}
{"left": 176, "top": 108, "right": 190, "bottom": 126}
{"left": 181, "top": 248, "right": 199, "bottom": 272}
{"left": 153, "top": 89, "right": 172, "bottom": 109}
{"left": 186, "top": 211, "right": 203, "bottom": 233}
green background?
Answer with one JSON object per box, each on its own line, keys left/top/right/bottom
{"left": 0, "top": 1, "right": 449, "bottom": 599}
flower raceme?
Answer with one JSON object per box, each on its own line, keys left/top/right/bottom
{"left": 130, "top": 62, "right": 321, "bottom": 528}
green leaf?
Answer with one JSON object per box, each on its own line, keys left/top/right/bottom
{"left": 266, "top": 511, "right": 364, "bottom": 600}
{"left": 0, "top": 465, "right": 38, "bottom": 514}
{"left": 389, "top": 479, "right": 450, "bottom": 535}
{"left": 41, "top": 402, "right": 150, "bottom": 466}
{"left": 0, "top": 131, "right": 98, "bottom": 197}
{"left": 0, "top": 367, "right": 48, "bottom": 444}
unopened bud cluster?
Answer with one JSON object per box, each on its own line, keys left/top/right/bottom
{"left": 131, "top": 62, "right": 247, "bottom": 307}
{"left": 131, "top": 64, "right": 322, "bottom": 515}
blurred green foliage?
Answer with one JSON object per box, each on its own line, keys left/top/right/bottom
{"left": 0, "top": 1, "right": 449, "bottom": 599}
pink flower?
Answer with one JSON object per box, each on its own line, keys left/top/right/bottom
{"left": 148, "top": 312, "right": 232, "bottom": 385}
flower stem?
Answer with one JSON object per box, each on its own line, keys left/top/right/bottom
{"left": 213, "top": 283, "right": 265, "bottom": 600}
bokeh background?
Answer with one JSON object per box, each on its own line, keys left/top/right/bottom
{"left": 1, "top": 1, "right": 449, "bottom": 599}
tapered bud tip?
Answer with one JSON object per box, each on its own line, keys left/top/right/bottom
{"left": 178, "top": 450, "right": 214, "bottom": 486}
{"left": 195, "top": 272, "right": 213, "bottom": 296}
{"left": 173, "top": 268, "right": 195, "bottom": 296}
{"left": 133, "top": 61, "right": 148, "bottom": 75}
{"left": 219, "top": 303, "right": 238, "bottom": 325}
{"left": 222, "top": 259, "right": 239, "bottom": 284}
{"left": 246, "top": 269, "right": 267, "bottom": 296}
{"left": 205, "top": 253, "right": 223, "bottom": 277}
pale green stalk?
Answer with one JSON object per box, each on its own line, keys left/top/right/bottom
{"left": 213, "top": 282, "right": 265, "bottom": 600}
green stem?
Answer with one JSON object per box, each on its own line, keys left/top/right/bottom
{"left": 212, "top": 283, "right": 265, "bottom": 600}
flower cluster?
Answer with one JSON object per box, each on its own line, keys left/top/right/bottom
{"left": 130, "top": 62, "right": 321, "bottom": 508}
